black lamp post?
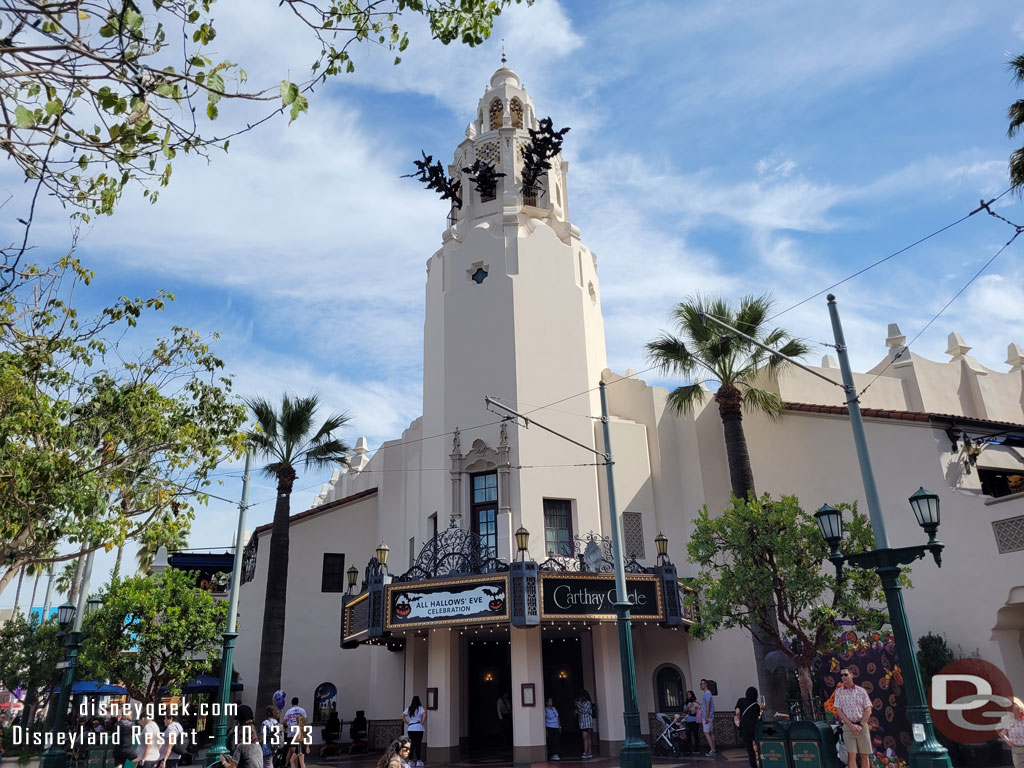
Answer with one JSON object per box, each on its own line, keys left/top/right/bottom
{"left": 515, "top": 526, "right": 530, "bottom": 561}
{"left": 654, "top": 533, "right": 669, "bottom": 565}
{"left": 41, "top": 601, "right": 81, "bottom": 768}
{"left": 347, "top": 565, "right": 359, "bottom": 594}
{"left": 376, "top": 541, "right": 390, "bottom": 571}
{"left": 814, "top": 488, "right": 951, "bottom": 768}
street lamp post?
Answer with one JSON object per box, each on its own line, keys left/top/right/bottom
{"left": 41, "top": 550, "right": 96, "bottom": 768}
{"left": 814, "top": 490, "right": 950, "bottom": 768}
{"left": 819, "top": 293, "right": 952, "bottom": 768}
{"left": 207, "top": 450, "right": 253, "bottom": 759}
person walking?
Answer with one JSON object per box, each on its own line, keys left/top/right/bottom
{"left": 221, "top": 718, "right": 263, "bottom": 768}
{"left": 376, "top": 737, "right": 412, "bottom": 768}
{"left": 290, "top": 714, "right": 311, "bottom": 768}
{"left": 112, "top": 712, "right": 139, "bottom": 768}
{"left": 281, "top": 698, "right": 307, "bottom": 768}
{"left": 402, "top": 695, "right": 427, "bottom": 767}
{"left": 138, "top": 714, "right": 163, "bottom": 768}
{"left": 734, "top": 687, "right": 762, "bottom": 768}
{"left": 683, "top": 691, "right": 700, "bottom": 755}
{"left": 833, "top": 668, "right": 873, "bottom": 768}
{"left": 158, "top": 713, "right": 185, "bottom": 768}
{"left": 544, "top": 698, "right": 561, "bottom": 761}
{"left": 260, "top": 706, "right": 281, "bottom": 768}
{"left": 699, "top": 679, "right": 716, "bottom": 757}
{"left": 574, "top": 690, "right": 594, "bottom": 759}
{"left": 999, "top": 697, "right": 1024, "bottom": 768}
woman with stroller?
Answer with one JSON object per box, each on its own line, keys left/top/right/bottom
{"left": 683, "top": 691, "right": 700, "bottom": 755}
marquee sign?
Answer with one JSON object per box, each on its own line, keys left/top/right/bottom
{"left": 342, "top": 592, "right": 370, "bottom": 644}
{"left": 385, "top": 574, "right": 510, "bottom": 629}
{"left": 539, "top": 573, "right": 663, "bottom": 620}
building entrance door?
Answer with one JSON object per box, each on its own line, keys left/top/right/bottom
{"left": 542, "top": 634, "right": 586, "bottom": 756}
{"left": 466, "top": 638, "right": 513, "bottom": 758}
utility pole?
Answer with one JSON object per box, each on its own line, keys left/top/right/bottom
{"left": 207, "top": 451, "right": 253, "bottom": 758}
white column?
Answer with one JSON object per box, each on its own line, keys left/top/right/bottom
{"left": 510, "top": 628, "right": 546, "bottom": 765}
{"left": 426, "top": 629, "right": 461, "bottom": 763}
{"left": 591, "top": 622, "right": 626, "bottom": 756}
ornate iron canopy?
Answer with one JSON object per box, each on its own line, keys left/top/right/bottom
{"left": 396, "top": 518, "right": 509, "bottom": 583}
{"left": 538, "top": 531, "right": 649, "bottom": 574}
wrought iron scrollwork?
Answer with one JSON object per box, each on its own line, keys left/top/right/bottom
{"left": 538, "top": 531, "right": 653, "bottom": 574}
{"left": 241, "top": 536, "right": 258, "bottom": 584}
{"left": 396, "top": 518, "right": 508, "bottom": 582}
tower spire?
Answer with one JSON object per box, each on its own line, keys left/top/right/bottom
{"left": 501, "top": 39, "right": 507, "bottom": 65}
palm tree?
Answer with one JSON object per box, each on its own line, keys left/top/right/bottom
{"left": 646, "top": 293, "right": 810, "bottom": 717}
{"left": 1009, "top": 53, "right": 1024, "bottom": 191}
{"left": 646, "top": 293, "right": 809, "bottom": 499}
{"left": 246, "top": 393, "right": 351, "bottom": 710}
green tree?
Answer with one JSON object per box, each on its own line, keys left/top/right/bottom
{"left": 246, "top": 393, "right": 351, "bottom": 709}
{"left": 0, "top": 259, "right": 247, "bottom": 591}
{"left": 646, "top": 292, "right": 809, "bottom": 714}
{"left": 0, "top": 0, "right": 532, "bottom": 293}
{"left": 0, "top": 613, "right": 62, "bottom": 719}
{"left": 77, "top": 569, "right": 228, "bottom": 703}
{"left": 1009, "top": 53, "right": 1024, "bottom": 192}
{"left": 687, "top": 494, "right": 899, "bottom": 701}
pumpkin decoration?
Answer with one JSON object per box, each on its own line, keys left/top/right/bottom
{"left": 395, "top": 602, "right": 412, "bottom": 618}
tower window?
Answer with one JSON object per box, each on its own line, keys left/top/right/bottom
{"left": 510, "top": 99, "right": 524, "bottom": 129}
{"left": 471, "top": 267, "right": 488, "bottom": 284}
{"left": 471, "top": 472, "right": 498, "bottom": 559}
{"left": 489, "top": 98, "right": 504, "bottom": 130}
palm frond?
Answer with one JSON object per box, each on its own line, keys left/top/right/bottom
{"left": 1009, "top": 100, "right": 1024, "bottom": 139}
{"left": 1012, "top": 146, "right": 1024, "bottom": 193}
{"left": 734, "top": 294, "right": 773, "bottom": 337}
{"left": 665, "top": 383, "right": 708, "bottom": 416}
{"left": 645, "top": 334, "right": 699, "bottom": 378}
{"left": 309, "top": 412, "right": 351, "bottom": 444}
{"left": 740, "top": 387, "right": 785, "bottom": 420}
{"left": 280, "top": 392, "right": 319, "bottom": 448}
{"left": 303, "top": 438, "right": 352, "bottom": 470}
{"left": 762, "top": 337, "right": 812, "bottom": 378}
{"left": 244, "top": 396, "right": 279, "bottom": 441}
{"left": 1009, "top": 54, "right": 1024, "bottom": 84}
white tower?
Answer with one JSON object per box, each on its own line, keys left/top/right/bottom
{"left": 421, "top": 65, "right": 610, "bottom": 557}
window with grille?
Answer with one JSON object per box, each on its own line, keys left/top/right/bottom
{"left": 656, "top": 666, "right": 684, "bottom": 712}
{"left": 510, "top": 98, "right": 523, "bottom": 129}
{"left": 622, "top": 512, "right": 645, "bottom": 559}
{"left": 321, "top": 553, "right": 346, "bottom": 592}
{"left": 488, "top": 98, "right": 503, "bottom": 130}
{"left": 544, "top": 499, "right": 573, "bottom": 556}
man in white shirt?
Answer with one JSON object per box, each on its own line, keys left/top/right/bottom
{"left": 138, "top": 714, "right": 163, "bottom": 768}
{"left": 282, "top": 698, "right": 307, "bottom": 734}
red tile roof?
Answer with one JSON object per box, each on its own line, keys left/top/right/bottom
{"left": 783, "top": 402, "right": 1023, "bottom": 430}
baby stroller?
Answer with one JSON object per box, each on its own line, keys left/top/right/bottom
{"left": 652, "top": 713, "right": 687, "bottom": 758}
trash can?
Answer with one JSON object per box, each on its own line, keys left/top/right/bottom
{"left": 756, "top": 721, "right": 791, "bottom": 768}
{"left": 88, "top": 747, "right": 110, "bottom": 768}
{"left": 788, "top": 720, "right": 841, "bottom": 768}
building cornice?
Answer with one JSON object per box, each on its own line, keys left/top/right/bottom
{"left": 252, "top": 486, "right": 378, "bottom": 538}
{"left": 783, "top": 402, "right": 1024, "bottom": 434}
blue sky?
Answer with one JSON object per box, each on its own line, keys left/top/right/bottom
{"left": 3, "top": 0, "right": 1024, "bottom": 607}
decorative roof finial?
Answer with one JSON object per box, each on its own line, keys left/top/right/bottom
{"left": 501, "top": 39, "right": 507, "bottom": 65}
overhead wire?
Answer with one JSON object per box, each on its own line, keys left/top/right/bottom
{"left": 858, "top": 222, "right": 1022, "bottom": 396}
{"left": 766, "top": 188, "right": 1011, "bottom": 324}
